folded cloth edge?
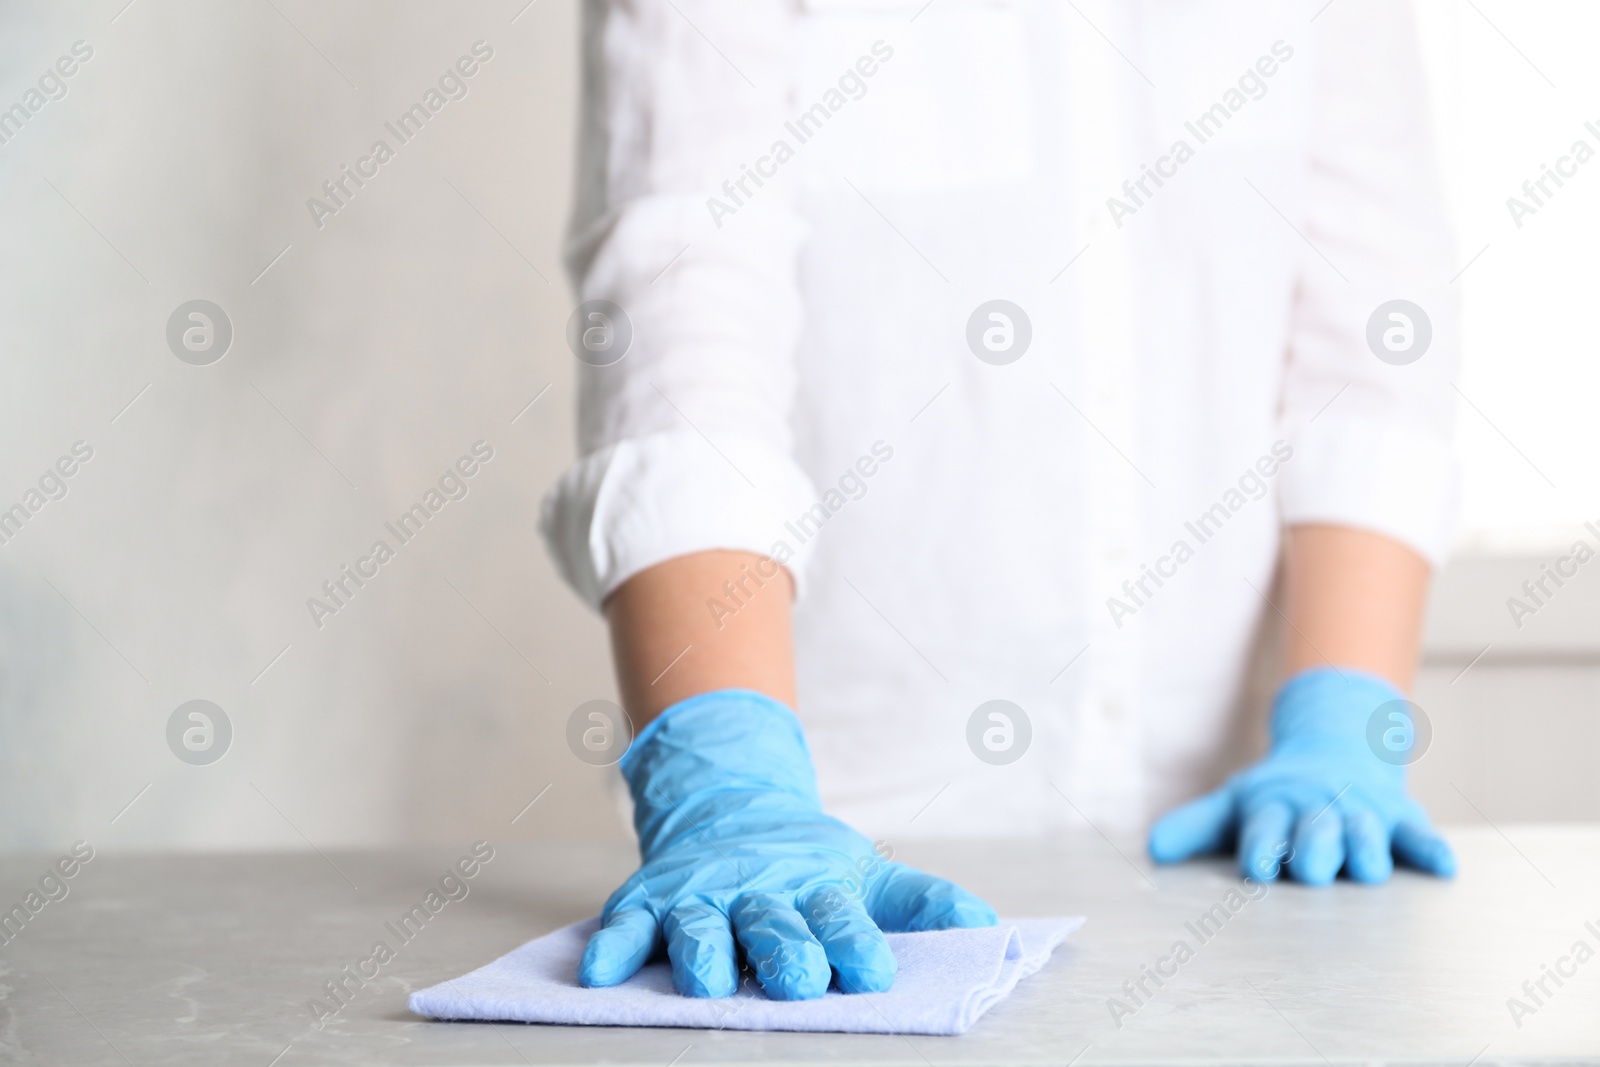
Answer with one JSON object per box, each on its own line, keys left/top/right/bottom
{"left": 408, "top": 915, "right": 1082, "bottom": 1037}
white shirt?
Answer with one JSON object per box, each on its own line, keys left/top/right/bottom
{"left": 542, "top": 0, "right": 1459, "bottom": 837}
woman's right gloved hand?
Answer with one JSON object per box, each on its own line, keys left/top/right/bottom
{"left": 579, "top": 689, "right": 998, "bottom": 1000}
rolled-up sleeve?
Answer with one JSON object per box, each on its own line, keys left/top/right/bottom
{"left": 541, "top": 0, "right": 818, "bottom": 609}
{"left": 1277, "top": 0, "right": 1460, "bottom": 566}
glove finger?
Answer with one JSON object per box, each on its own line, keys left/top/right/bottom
{"left": 1237, "top": 799, "right": 1295, "bottom": 882}
{"left": 1288, "top": 804, "right": 1345, "bottom": 886}
{"left": 1148, "top": 787, "right": 1236, "bottom": 864}
{"left": 662, "top": 901, "right": 738, "bottom": 998}
{"left": 579, "top": 906, "right": 658, "bottom": 988}
{"left": 730, "top": 893, "right": 831, "bottom": 1001}
{"left": 799, "top": 887, "right": 897, "bottom": 994}
{"left": 867, "top": 864, "right": 998, "bottom": 933}
{"left": 1342, "top": 805, "right": 1394, "bottom": 884}
{"left": 1392, "top": 818, "right": 1458, "bottom": 878}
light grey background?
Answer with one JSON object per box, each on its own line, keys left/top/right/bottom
{"left": 0, "top": 0, "right": 623, "bottom": 852}
{"left": 0, "top": 0, "right": 1594, "bottom": 855}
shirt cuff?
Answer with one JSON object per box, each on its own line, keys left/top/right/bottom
{"left": 540, "top": 430, "right": 820, "bottom": 609}
{"left": 1278, "top": 412, "right": 1458, "bottom": 567}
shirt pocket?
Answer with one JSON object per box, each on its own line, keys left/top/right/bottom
{"left": 794, "top": 0, "right": 1034, "bottom": 192}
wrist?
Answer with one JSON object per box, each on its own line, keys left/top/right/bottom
{"left": 1270, "top": 666, "right": 1406, "bottom": 747}
{"left": 620, "top": 688, "right": 821, "bottom": 850}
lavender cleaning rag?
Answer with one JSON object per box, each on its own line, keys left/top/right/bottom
{"left": 409, "top": 915, "right": 1081, "bottom": 1036}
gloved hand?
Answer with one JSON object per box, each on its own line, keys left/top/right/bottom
{"left": 1147, "top": 667, "right": 1456, "bottom": 885}
{"left": 580, "top": 688, "right": 997, "bottom": 999}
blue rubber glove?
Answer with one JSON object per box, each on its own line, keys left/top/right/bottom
{"left": 580, "top": 689, "right": 997, "bottom": 999}
{"left": 1147, "top": 668, "right": 1456, "bottom": 885}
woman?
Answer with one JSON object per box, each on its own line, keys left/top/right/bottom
{"left": 542, "top": 0, "right": 1458, "bottom": 1000}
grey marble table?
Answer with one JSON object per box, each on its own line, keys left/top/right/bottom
{"left": 2, "top": 827, "right": 1597, "bottom": 1065}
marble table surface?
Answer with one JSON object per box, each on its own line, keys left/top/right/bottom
{"left": 2, "top": 827, "right": 1597, "bottom": 1065}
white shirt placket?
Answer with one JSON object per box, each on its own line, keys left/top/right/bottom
{"left": 1058, "top": 0, "right": 1146, "bottom": 829}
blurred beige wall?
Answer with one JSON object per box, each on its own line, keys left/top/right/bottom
{"left": 1, "top": 0, "right": 1595, "bottom": 855}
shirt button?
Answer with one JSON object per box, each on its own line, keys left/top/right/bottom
{"left": 1102, "top": 699, "right": 1125, "bottom": 720}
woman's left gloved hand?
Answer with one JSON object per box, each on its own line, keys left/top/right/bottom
{"left": 1147, "top": 667, "right": 1456, "bottom": 885}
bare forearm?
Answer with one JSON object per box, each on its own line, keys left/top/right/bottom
{"left": 604, "top": 550, "right": 796, "bottom": 727}
{"left": 1282, "top": 524, "right": 1431, "bottom": 692}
